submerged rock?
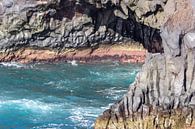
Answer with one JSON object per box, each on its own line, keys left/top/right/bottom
{"left": 95, "top": 0, "right": 195, "bottom": 128}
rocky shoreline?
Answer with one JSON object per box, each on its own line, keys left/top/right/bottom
{"left": 95, "top": 0, "right": 195, "bottom": 129}
{"left": 0, "top": 43, "right": 146, "bottom": 64}
{"left": 0, "top": 0, "right": 195, "bottom": 129}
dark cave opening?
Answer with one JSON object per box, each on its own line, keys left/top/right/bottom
{"left": 29, "top": 0, "right": 163, "bottom": 53}
{"left": 87, "top": 4, "right": 163, "bottom": 53}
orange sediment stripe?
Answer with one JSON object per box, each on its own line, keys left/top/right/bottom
{"left": 0, "top": 43, "right": 146, "bottom": 64}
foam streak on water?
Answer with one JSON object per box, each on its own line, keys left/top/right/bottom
{"left": 0, "top": 62, "right": 141, "bottom": 129}
{"left": 0, "top": 62, "right": 25, "bottom": 68}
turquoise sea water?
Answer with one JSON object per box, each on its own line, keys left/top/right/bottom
{"left": 0, "top": 62, "right": 141, "bottom": 129}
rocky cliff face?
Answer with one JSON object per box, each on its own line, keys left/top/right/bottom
{"left": 95, "top": 0, "right": 195, "bottom": 128}
{"left": 2, "top": 1, "right": 195, "bottom": 128}
{"left": 0, "top": 0, "right": 164, "bottom": 53}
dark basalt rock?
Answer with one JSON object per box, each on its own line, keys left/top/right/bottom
{"left": 0, "top": 0, "right": 164, "bottom": 53}
{"left": 95, "top": 0, "right": 195, "bottom": 128}
{"left": 2, "top": 1, "right": 195, "bottom": 128}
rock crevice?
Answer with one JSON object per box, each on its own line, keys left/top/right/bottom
{"left": 0, "top": 0, "right": 164, "bottom": 53}
{"left": 95, "top": 0, "right": 195, "bottom": 128}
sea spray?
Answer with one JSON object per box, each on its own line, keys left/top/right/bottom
{"left": 0, "top": 62, "right": 140, "bottom": 129}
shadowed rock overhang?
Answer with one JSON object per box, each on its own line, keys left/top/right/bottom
{"left": 0, "top": 0, "right": 164, "bottom": 53}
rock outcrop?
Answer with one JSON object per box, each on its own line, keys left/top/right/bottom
{"left": 95, "top": 0, "right": 195, "bottom": 128}
{"left": 0, "top": 0, "right": 164, "bottom": 54}
{"left": 1, "top": 0, "right": 195, "bottom": 128}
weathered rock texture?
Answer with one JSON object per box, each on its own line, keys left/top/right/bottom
{"left": 0, "top": 0, "right": 165, "bottom": 54}
{"left": 95, "top": 0, "right": 195, "bottom": 128}
{"left": 0, "top": 43, "right": 146, "bottom": 63}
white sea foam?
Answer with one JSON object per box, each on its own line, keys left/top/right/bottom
{"left": 89, "top": 71, "right": 101, "bottom": 76}
{"left": 96, "top": 87, "right": 126, "bottom": 94}
{"left": 44, "top": 81, "right": 55, "bottom": 85}
{"left": 67, "top": 104, "right": 113, "bottom": 128}
{"left": 96, "top": 87, "right": 126, "bottom": 100}
{"left": 101, "top": 103, "right": 113, "bottom": 110}
{"left": 0, "top": 62, "right": 25, "bottom": 68}
{"left": 68, "top": 107, "right": 98, "bottom": 128}
{"left": 44, "top": 80, "right": 71, "bottom": 89}
{"left": 33, "top": 123, "right": 66, "bottom": 129}
{"left": 0, "top": 99, "right": 59, "bottom": 113}
{"left": 130, "top": 69, "right": 139, "bottom": 75}
{"left": 68, "top": 60, "right": 78, "bottom": 66}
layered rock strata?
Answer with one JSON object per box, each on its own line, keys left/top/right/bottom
{"left": 0, "top": 43, "right": 146, "bottom": 63}
{"left": 95, "top": 0, "right": 195, "bottom": 128}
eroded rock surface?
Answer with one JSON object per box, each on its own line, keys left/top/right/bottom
{"left": 0, "top": 0, "right": 167, "bottom": 53}
{"left": 95, "top": 0, "right": 195, "bottom": 128}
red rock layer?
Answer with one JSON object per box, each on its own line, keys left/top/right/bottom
{"left": 0, "top": 43, "right": 146, "bottom": 64}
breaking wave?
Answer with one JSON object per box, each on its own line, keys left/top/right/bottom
{"left": 0, "top": 62, "right": 26, "bottom": 68}
{"left": 0, "top": 62, "right": 141, "bottom": 128}
{"left": 0, "top": 99, "right": 58, "bottom": 113}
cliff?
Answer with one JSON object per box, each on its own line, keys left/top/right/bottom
{"left": 1, "top": 0, "right": 194, "bottom": 128}
{"left": 0, "top": 0, "right": 163, "bottom": 51}
{"left": 95, "top": 0, "right": 195, "bottom": 128}
{"left": 0, "top": 0, "right": 165, "bottom": 63}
